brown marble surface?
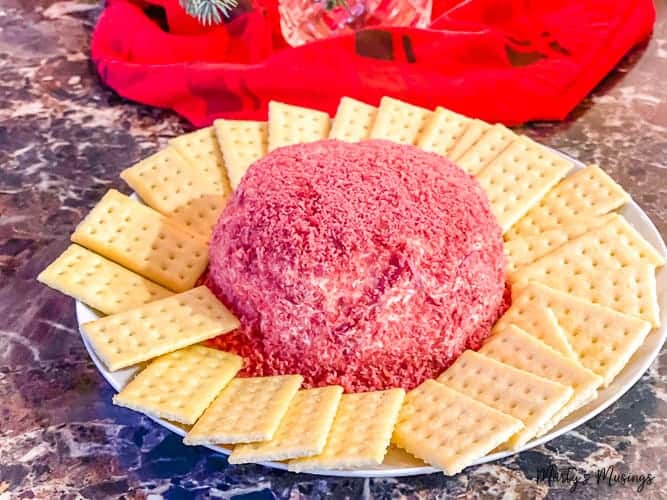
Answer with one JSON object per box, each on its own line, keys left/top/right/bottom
{"left": 1, "top": 0, "right": 666, "bottom": 498}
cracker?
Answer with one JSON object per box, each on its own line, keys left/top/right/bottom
{"left": 368, "top": 96, "right": 431, "bottom": 144}
{"left": 416, "top": 106, "right": 472, "bottom": 157}
{"left": 511, "top": 215, "right": 663, "bottom": 325}
{"left": 503, "top": 215, "right": 613, "bottom": 274}
{"left": 512, "top": 214, "right": 664, "bottom": 279}
{"left": 437, "top": 351, "right": 573, "bottom": 449}
{"left": 229, "top": 386, "right": 343, "bottom": 463}
{"left": 514, "top": 261, "right": 659, "bottom": 326}
{"left": 184, "top": 375, "right": 303, "bottom": 445}
{"left": 289, "top": 388, "right": 405, "bottom": 471}
{"left": 213, "top": 119, "right": 268, "bottom": 189}
{"left": 499, "top": 282, "right": 652, "bottom": 385}
{"left": 448, "top": 119, "right": 491, "bottom": 161}
{"left": 504, "top": 230, "right": 570, "bottom": 276}
{"left": 81, "top": 286, "right": 240, "bottom": 371}
{"left": 268, "top": 101, "right": 330, "bottom": 151}
{"left": 481, "top": 325, "right": 603, "bottom": 431}
{"left": 506, "top": 214, "right": 615, "bottom": 242}
{"left": 329, "top": 97, "right": 377, "bottom": 142}
{"left": 455, "top": 124, "right": 516, "bottom": 176}
{"left": 507, "top": 165, "right": 630, "bottom": 237}
{"left": 392, "top": 380, "right": 523, "bottom": 475}
{"left": 170, "top": 127, "right": 233, "bottom": 198}
{"left": 120, "top": 146, "right": 227, "bottom": 240}
{"left": 475, "top": 137, "right": 573, "bottom": 232}
{"left": 494, "top": 303, "right": 578, "bottom": 361}
{"left": 112, "top": 346, "right": 243, "bottom": 424}
{"left": 38, "top": 244, "right": 172, "bottom": 315}
{"left": 71, "top": 189, "right": 209, "bottom": 293}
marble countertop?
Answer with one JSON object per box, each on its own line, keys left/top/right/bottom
{"left": 1, "top": 0, "right": 666, "bottom": 498}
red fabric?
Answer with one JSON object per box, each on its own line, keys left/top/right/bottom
{"left": 91, "top": 0, "right": 655, "bottom": 127}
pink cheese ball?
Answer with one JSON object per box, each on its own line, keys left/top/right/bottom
{"left": 206, "top": 140, "right": 507, "bottom": 392}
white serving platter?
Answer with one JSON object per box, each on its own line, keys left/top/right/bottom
{"left": 76, "top": 154, "right": 667, "bottom": 477}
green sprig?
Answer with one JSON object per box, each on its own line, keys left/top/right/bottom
{"left": 324, "top": 0, "right": 348, "bottom": 9}
{"left": 181, "top": 0, "right": 239, "bottom": 25}
{"left": 182, "top": 0, "right": 348, "bottom": 25}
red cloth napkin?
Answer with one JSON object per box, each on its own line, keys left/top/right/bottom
{"left": 91, "top": 0, "right": 654, "bottom": 127}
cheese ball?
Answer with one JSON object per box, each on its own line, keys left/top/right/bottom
{"left": 207, "top": 140, "right": 507, "bottom": 392}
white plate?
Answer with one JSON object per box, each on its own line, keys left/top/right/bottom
{"left": 76, "top": 155, "right": 667, "bottom": 477}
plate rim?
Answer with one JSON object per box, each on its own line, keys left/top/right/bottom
{"left": 75, "top": 153, "right": 667, "bottom": 478}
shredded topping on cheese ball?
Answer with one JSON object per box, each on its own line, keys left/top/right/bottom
{"left": 206, "top": 140, "right": 507, "bottom": 392}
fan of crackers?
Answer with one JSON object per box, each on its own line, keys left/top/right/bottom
{"left": 38, "top": 97, "right": 665, "bottom": 475}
